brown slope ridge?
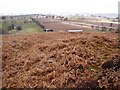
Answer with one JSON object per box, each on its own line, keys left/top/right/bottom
{"left": 2, "top": 32, "right": 120, "bottom": 89}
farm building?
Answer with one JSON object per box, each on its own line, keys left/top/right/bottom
{"left": 43, "top": 29, "right": 54, "bottom": 32}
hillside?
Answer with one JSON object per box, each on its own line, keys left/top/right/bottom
{"left": 2, "top": 32, "right": 120, "bottom": 89}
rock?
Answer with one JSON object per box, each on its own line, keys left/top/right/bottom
{"left": 102, "top": 59, "right": 120, "bottom": 71}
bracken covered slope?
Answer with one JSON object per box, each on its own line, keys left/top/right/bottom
{"left": 2, "top": 32, "right": 120, "bottom": 89}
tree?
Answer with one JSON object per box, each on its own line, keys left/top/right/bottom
{"left": 1, "top": 16, "right": 6, "bottom": 20}
{"left": 16, "top": 26, "right": 22, "bottom": 31}
{"left": 10, "top": 16, "right": 13, "bottom": 20}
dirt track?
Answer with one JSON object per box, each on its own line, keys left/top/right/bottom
{"left": 2, "top": 32, "right": 120, "bottom": 89}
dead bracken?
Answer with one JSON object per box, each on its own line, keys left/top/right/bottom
{"left": 2, "top": 32, "right": 120, "bottom": 89}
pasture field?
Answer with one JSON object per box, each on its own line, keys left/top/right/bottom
{"left": 1, "top": 17, "right": 43, "bottom": 34}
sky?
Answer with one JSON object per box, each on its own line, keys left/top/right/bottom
{"left": 0, "top": 0, "right": 119, "bottom": 15}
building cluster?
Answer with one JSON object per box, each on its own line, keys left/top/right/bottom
{"left": 34, "top": 14, "right": 69, "bottom": 21}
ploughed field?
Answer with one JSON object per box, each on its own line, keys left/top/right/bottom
{"left": 34, "top": 18, "right": 89, "bottom": 31}
{"left": 2, "top": 32, "right": 120, "bottom": 89}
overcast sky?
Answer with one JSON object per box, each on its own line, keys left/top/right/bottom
{"left": 0, "top": 0, "right": 119, "bottom": 15}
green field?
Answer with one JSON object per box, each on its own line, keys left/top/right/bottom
{"left": 1, "top": 17, "right": 43, "bottom": 34}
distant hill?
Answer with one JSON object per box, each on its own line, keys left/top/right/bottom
{"left": 75, "top": 13, "right": 118, "bottom": 18}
